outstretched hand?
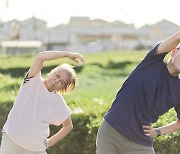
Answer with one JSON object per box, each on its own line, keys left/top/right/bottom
{"left": 68, "top": 53, "right": 84, "bottom": 64}
{"left": 143, "top": 124, "right": 158, "bottom": 138}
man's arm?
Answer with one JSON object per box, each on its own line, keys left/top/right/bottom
{"left": 27, "top": 51, "right": 84, "bottom": 78}
{"left": 157, "top": 31, "right": 180, "bottom": 55}
{"left": 143, "top": 119, "right": 180, "bottom": 138}
{"left": 44, "top": 117, "right": 73, "bottom": 148}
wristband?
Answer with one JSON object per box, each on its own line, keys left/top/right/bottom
{"left": 155, "top": 128, "right": 161, "bottom": 137}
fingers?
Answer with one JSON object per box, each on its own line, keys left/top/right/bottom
{"left": 73, "top": 58, "right": 79, "bottom": 63}
{"left": 44, "top": 139, "right": 48, "bottom": 148}
{"left": 143, "top": 125, "right": 157, "bottom": 138}
{"left": 144, "top": 133, "right": 150, "bottom": 137}
{"left": 143, "top": 125, "right": 152, "bottom": 129}
{"left": 70, "top": 53, "right": 84, "bottom": 64}
{"left": 44, "top": 138, "right": 51, "bottom": 148}
{"left": 77, "top": 54, "right": 84, "bottom": 64}
{"left": 144, "top": 129, "right": 151, "bottom": 133}
{"left": 144, "top": 129, "right": 151, "bottom": 136}
{"left": 143, "top": 126, "right": 151, "bottom": 136}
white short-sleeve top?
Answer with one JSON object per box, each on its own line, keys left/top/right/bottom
{"left": 3, "top": 72, "right": 71, "bottom": 151}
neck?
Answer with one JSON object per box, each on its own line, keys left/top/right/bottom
{"left": 166, "top": 60, "right": 179, "bottom": 77}
{"left": 43, "top": 79, "right": 52, "bottom": 92}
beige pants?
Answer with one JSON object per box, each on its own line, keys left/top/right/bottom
{"left": 96, "top": 120, "right": 155, "bottom": 154}
{"left": 0, "top": 133, "right": 47, "bottom": 154}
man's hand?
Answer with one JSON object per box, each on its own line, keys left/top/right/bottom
{"left": 143, "top": 124, "right": 158, "bottom": 138}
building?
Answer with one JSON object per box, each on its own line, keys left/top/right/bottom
{"left": 0, "top": 17, "right": 179, "bottom": 53}
{"left": 1, "top": 41, "right": 42, "bottom": 55}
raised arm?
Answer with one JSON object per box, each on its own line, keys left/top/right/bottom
{"left": 157, "top": 31, "right": 180, "bottom": 54}
{"left": 27, "top": 51, "right": 84, "bottom": 78}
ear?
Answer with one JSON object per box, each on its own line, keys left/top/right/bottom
{"left": 171, "top": 48, "right": 176, "bottom": 58}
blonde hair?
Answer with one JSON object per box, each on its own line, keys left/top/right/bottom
{"left": 48, "top": 63, "right": 77, "bottom": 95}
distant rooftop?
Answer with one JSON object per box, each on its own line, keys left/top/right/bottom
{"left": 1, "top": 41, "right": 42, "bottom": 48}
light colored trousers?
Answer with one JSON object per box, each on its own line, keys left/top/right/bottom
{"left": 96, "top": 120, "right": 155, "bottom": 154}
{"left": 0, "top": 133, "right": 47, "bottom": 154}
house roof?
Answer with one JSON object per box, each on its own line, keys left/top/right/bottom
{"left": 1, "top": 41, "right": 42, "bottom": 48}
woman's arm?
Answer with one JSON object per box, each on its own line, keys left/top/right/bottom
{"left": 45, "top": 117, "right": 73, "bottom": 148}
{"left": 157, "top": 31, "right": 180, "bottom": 54}
{"left": 28, "top": 51, "right": 84, "bottom": 78}
{"left": 143, "top": 119, "right": 180, "bottom": 138}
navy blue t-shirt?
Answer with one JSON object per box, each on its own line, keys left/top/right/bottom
{"left": 104, "top": 44, "right": 180, "bottom": 147}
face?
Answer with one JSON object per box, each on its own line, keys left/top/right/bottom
{"left": 44, "top": 68, "right": 70, "bottom": 92}
{"left": 172, "top": 46, "right": 180, "bottom": 73}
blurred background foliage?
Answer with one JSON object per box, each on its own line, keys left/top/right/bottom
{"left": 0, "top": 51, "right": 179, "bottom": 154}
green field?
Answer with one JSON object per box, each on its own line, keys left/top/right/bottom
{"left": 0, "top": 51, "right": 145, "bottom": 113}
{"left": 0, "top": 51, "right": 179, "bottom": 154}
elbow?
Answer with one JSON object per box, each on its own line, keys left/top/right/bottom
{"left": 64, "top": 123, "right": 73, "bottom": 132}
{"left": 69, "top": 123, "right": 73, "bottom": 132}
{"left": 36, "top": 52, "right": 45, "bottom": 62}
{"left": 63, "top": 117, "right": 73, "bottom": 132}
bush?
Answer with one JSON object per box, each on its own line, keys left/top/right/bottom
{"left": 154, "top": 133, "right": 180, "bottom": 154}
{"left": 0, "top": 102, "right": 180, "bottom": 154}
{"left": 47, "top": 113, "right": 102, "bottom": 154}
{"left": 0, "top": 102, "right": 101, "bottom": 154}
{"left": 0, "top": 52, "right": 179, "bottom": 154}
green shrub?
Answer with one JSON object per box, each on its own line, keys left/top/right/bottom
{"left": 47, "top": 113, "right": 102, "bottom": 154}
{"left": 0, "top": 101, "right": 100, "bottom": 154}
{"left": 0, "top": 102, "right": 180, "bottom": 154}
{"left": 0, "top": 52, "right": 180, "bottom": 154}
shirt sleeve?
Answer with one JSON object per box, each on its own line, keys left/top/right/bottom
{"left": 23, "top": 72, "right": 33, "bottom": 84}
{"left": 175, "top": 106, "right": 180, "bottom": 120}
{"left": 51, "top": 95, "right": 71, "bottom": 126}
{"left": 125, "top": 43, "right": 168, "bottom": 79}
{"left": 144, "top": 43, "right": 168, "bottom": 62}
{"left": 23, "top": 71, "right": 41, "bottom": 85}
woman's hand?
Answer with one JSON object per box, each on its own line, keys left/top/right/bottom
{"left": 44, "top": 138, "right": 53, "bottom": 149}
{"left": 143, "top": 124, "right": 158, "bottom": 138}
{"left": 67, "top": 53, "right": 84, "bottom": 64}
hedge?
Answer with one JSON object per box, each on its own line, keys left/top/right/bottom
{"left": 0, "top": 102, "right": 180, "bottom": 154}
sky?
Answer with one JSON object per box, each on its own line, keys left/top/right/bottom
{"left": 0, "top": 0, "right": 180, "bottom": 28}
